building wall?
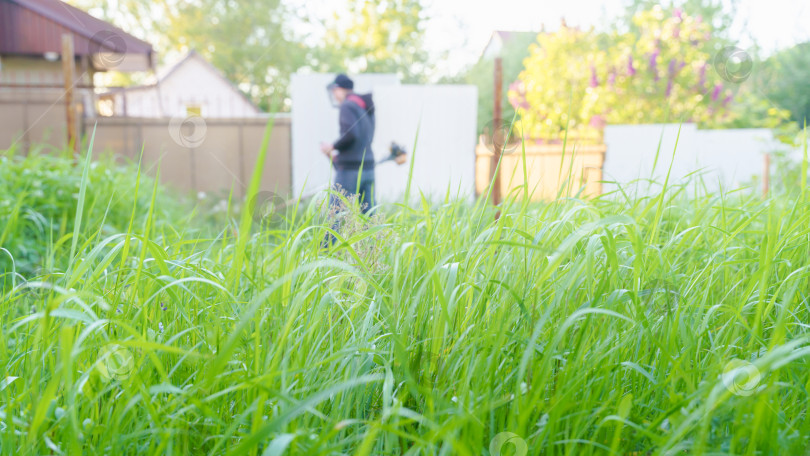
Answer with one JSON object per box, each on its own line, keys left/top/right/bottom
{"left": 119, "top": 56, "right": 259, "bottom": 118}
{"left": 0, "top": 56, "right": 97, "bottom": 118}
{"left": 0, "top": 56, "right": 93, "bottom": 86}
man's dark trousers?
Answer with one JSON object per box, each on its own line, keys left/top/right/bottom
{"left": 331, "top": 167, "right": 376, "bottom": 214}
{"left": 323, "top": 166, "right": 375, "bottom": 247}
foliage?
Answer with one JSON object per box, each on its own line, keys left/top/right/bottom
{"left": 162, "top": 0, "right": 306, "bottom": 111}
{"left": 327, "top": 184, "right": 400, "bottom": 275}
{"left": 619, "top": 0, "right": 738, "bottom": 46}
{"left": 67, "top": 0, "right": 303, "bottom": 110}
{"left": 67, "top": 0, "right": 167, "bottom": 49}
{"left": 459, "top": 32, "right": 537, "bottom": 134}
{"left": 770, "top": 132, "right": 809, "bottom": 194}
{"left": 704, "top": 86, "right": 794, "bottom": 130}
{"left": 757, "top": 42, "right": 810, "bottom": 127}
{"left": 314, "top": 0, "right": 430, "bottom": 83}
{"left": 2, "top": 139, "right": 810, "bottom": 454}
{"left": 67, "top": 0, "right": 432, "bottom": 110}
{"left": 0, "top": 145, "right": 194, "bottom": 280}
{"left": 511, "top": 7, "right": 742, "bottom": 141}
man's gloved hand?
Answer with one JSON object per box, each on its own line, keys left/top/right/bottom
{"left": 320, "top": 142, "right": 335, "bottom": 161}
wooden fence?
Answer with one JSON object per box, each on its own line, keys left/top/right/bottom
{"left": 85, "top": 116, "right": 291, "bottom": 198}
{"left": 0, "top": 90, "right": 292, "bottom": 197}
{"left": 0, "top": 89, "right": 72, "bottom": 152}
{"left": 475, "top": 136, "right": 606, "bottom": 201}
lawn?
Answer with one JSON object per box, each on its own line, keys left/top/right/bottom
{"left": 1, "top": 131, "right": 809, "bottom": 455}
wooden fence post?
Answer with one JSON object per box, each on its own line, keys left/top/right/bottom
{"left": 763, "top": 152, "right": 770, "bottom": 198}
{"left": 492, "top": 57, "right": 503, "bottom": 208}
{"left": 61, "top": 34, "right": 79, "bottom": 157}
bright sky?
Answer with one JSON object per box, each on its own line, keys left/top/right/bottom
{"left": 292, "top": 0, "right": 810, "bottom": 78}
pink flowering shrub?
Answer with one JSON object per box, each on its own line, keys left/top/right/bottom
{"left": 511, "top": 7, "right": 735, "bottom": 141}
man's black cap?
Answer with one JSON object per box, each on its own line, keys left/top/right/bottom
{"left": 327, "top": 73, "right": 354, "bottom": 90}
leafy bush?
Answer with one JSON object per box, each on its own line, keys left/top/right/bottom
{"left": 0, "top": 145, "right": 192, "bottom": 279}
{"left": 758, "top": 42, "right": 810, "bottom": 126}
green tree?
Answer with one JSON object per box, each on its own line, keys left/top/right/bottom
{"left": 163, "top": 0, "right": 305, "bottom": 111}
{"left": 67, "top": 0, "right": 170, "bottom": 87}
{"left": 68, "top": 0, "right": 305, "bottom": 111}
{"left": 619, "top": 0, "right": 738, "bottom": 45}
{"left": 314, "top": 0, "right": 430, "bottom": 82}
{"left": 68, "top": 0, "right": 167, "bottom": 45}
{"left": 758, "top": 42, "right": 810, "bottom": 126}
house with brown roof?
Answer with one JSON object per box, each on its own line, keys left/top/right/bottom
{"left": 0, "top": 0, "right": 155, "bottom": 115}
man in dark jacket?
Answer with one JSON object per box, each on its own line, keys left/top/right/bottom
{"left": 320, "top": 74, "right": 376, "bottom": 215}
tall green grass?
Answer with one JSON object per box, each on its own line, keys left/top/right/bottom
{"left": 0, "top": 143, "right": 202, "bottom": 281}
{"left": 1, "top": 131, "right": 809, "bottom": 455}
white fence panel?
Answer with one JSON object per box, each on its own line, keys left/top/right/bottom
{"left": 291, "top": 73, "right": 400, "bottom": 198}
{"left": 372, "top": 84, "right": 478, "bottom": 202}
{"left": 291, "top": 73, "right": 478, "bottom": 203}
{"left": 603, "top": 123, "right": 785, "bottom": 194}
